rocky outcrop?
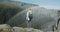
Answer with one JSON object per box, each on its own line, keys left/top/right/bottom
{"left": 0, "top": 24, "right": 11, "bottom": 29}
{"left": 0, "top": 24, "right": 43, "bottom": 32}
{"left": 13, "top": 27, "right": 43, "bottom": 32}
{"left": 0, "top": 24, "right": 13, "bottom": 32}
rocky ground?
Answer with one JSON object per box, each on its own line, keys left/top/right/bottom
{"left": 0, "top": 24, "right": 43, "bottom": 32}
{"left": 0, "top": 24, "right": 60, "bottom": 32}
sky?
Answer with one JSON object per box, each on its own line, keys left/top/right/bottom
{"left": 13, "top": 0, "right": 60, "bottom": 9}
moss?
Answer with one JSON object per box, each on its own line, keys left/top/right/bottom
{"left": 19, "top": 23, "right": 27, "bottom": 28}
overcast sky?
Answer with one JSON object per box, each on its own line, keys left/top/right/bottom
{"left": 12, "top": 0, "right": 60, "bottom": 9}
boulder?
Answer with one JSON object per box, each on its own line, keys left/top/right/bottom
{"left": 13, "top": 27, "right": 24, "bottom": 32}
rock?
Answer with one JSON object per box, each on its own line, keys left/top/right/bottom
{"left": 0, "top": 24, "right": 14, "bottom": 32}
{"left": 0, "top": 24, "right": 11, "bottom": 29}
{"left": 24, "top": 28, "right": 43, "bottom": 32}
{"left": 33, "top": 29, "right": 43, "bottom": 32}
{"left": 0, "top": 24, "right": 43, "bottom": 32}
{"left": 13, "top": 27, "right": 43, "bottom": 32}
{"left": 13, "top": 27, "right": 24, "bottom": 32}
{"left": 24, "top": 28, "right": 34, "bottom": 32}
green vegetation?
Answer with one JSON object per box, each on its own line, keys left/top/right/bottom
{"left": 19, "top": 23, "right": 27, "bottom": 28}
